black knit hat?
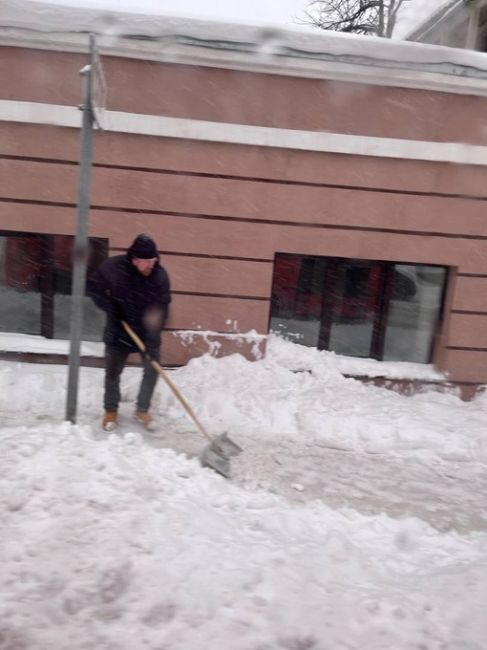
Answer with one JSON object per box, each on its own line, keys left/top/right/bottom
{"left": 128, "top": 233, "right": 158, "bottom": 259}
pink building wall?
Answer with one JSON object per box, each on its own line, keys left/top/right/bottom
{"left": 1, "top": 46, "right": 487, "bottom": 387}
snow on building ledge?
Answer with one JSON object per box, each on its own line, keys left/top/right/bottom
{"left": 0, "top": 331, "right": 447, "bottom": 383}
{"left": 2, "top": 0, "right": 487, "bottom": 96}
{"left": 0, "top": 332, "right": 105, "bottom": 357}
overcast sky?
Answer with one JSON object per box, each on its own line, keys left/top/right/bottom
{"left": 27, "top": 0, "right": 447, "bottom": 38}
{"left": 29, "top": 0, "right": 312, "bottom": 26}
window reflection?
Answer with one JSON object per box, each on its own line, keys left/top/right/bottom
{"left": 327, "top": 262, "right": 382, "bottom": 358}
{"left": 269, "top": 253, "right": 447, "bottom": 363}
{"left": 270, "top": 254, "right": 326, "bottom": 346}
{"left": 383, "top": 264, "right": 446, "bottom": 363}
{"left": 0, "top": 233, "right": 107, "bottom": 341}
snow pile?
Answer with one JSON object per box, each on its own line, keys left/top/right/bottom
{"left": 267, "top": 333, "right": 446, "bottom": 380}
{"left": 168, "top": 339, "right": 486, "bottom": 463}
{"left": 1, "top": 422, "right": 487, "bottom": 649}
{"left": 0, "top": 334, "right": 486, "bottom": 464}
{"left": 1, "top": 336, "right": 487, "bottom": 648}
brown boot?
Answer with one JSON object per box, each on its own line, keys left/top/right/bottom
{"left": 102, "top": 410, "right": 118, "bottom": 431}
{"left": 134, "top": 410, "right": 156, "bottom": 431}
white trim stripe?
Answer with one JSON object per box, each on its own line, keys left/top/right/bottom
{"left": 2, "top": 99, "right": 487, "bottom": 167}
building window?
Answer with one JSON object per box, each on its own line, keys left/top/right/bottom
{"left": 0, "top": 232, "right": 108, "bottom": 341}
{"left": 269, "top": 254, "right": 447, "bottom": 363}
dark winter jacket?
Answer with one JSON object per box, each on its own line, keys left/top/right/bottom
{"left": 87, "top": 241, "right": 171, "bottom": 353}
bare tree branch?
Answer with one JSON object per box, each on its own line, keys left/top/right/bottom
{"left": 300, "top": 0, "right": 413, "bottom": 38}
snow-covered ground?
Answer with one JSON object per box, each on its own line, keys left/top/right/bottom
{"left": 1, "top": 335, "right": 487, "bottom": 649}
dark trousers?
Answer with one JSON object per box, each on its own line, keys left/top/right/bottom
{"left": 104, "top": 345, "right": 160, "bottom": 413}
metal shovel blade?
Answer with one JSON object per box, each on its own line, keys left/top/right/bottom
{"left": 200, "top": 445, "right": 232, "bottom": 478}
{"left": 210, "top": 432, "right": 243, "bottom": 459}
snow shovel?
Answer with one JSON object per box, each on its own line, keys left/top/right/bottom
{"left": 121, "top": 321, "right": 242, "bottom": 477}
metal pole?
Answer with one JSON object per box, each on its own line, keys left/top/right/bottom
{"left": 65, "top": 36, "right": 95, "bottom": 423}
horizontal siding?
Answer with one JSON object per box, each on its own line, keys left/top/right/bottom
{"left": 0, "top": 123, "right": 81, "bottom": 161}
{"left": 0, "top": 159, "right": 77, "bottom": 203}
{"left": 2, "top": 47, "right": 487, "bottom": 145}
{"left": 452, "top": 276, "right": 487, "bottom": 313}
{"left": 3, "top": 201, "right": 487, "bottom": 274}
{"left": 92, "top": 212, "right": 487, "bottom": 275}
{"left": 151, "top": 254, "right": 273, "bottom": 298}
{"left": 0, "top": 201, "right": 75, "bottom": 235}
{"left": 89, "top": 168, "right": 487, "bottom": 237}
{"left": 0, "top": 48, "right": 82, "bottom": 108}
{"left": 2, "top": 159, "right": 487, "bottom": 240}
{"left": 2, "top": 122, "right": 487, "bottom": 199}
{"left": 167, "top": 294, "right": 269, "bottom": 333}
{"left": 448, "top": 313, "right": 487, "bottom": 349}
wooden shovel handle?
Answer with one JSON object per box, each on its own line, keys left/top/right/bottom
{"left": 121, "top": 320, "right": 213, "bottom": 443}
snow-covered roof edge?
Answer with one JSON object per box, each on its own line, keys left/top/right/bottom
{"left": 2, "top": 0, "right": 487, "bottom": 96}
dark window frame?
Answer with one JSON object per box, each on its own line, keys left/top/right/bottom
{"left": 0, "top": 230, "right": 108, "bottom": 339}
{"left": 270, "top": 252, "right": 449, "bottom": 364}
